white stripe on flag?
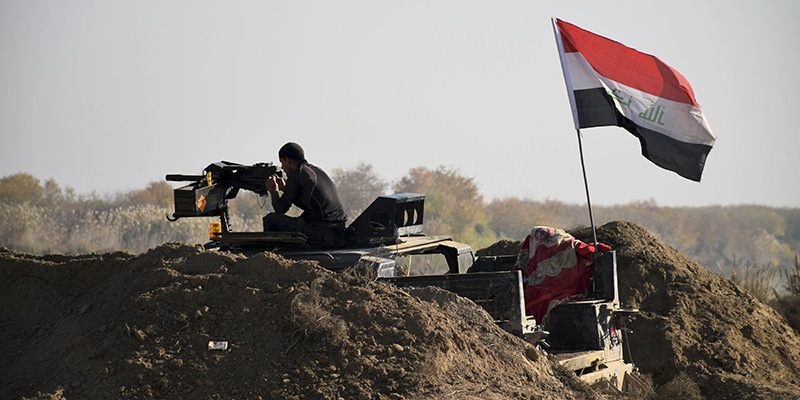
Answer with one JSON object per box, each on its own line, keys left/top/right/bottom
{"left": 563, "top": 52, "right": 602, "bottom": 91}
{"left": 565, "top": 52, "right": 715, "bottom": 146}
{"left": 599, "top": 79, "right": 715, "bottom": 146}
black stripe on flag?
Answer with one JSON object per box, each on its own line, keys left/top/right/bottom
{"left": 574, "top": 88, "right": 712, "bottom": 181}
{"left": 574, "top": 87, "right": 617, "bottom": 128}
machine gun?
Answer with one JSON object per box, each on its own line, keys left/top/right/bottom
{"left": 165, "top": 161, "right": 281, "bottom": 232}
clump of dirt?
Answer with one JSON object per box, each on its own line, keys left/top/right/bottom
{"left": 475, "top": 239, "right": 521, "bottom": 257}
{"left": 1, "top": 243, "right": 596, "bottom": 400}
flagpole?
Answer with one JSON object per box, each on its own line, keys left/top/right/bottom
{"left": 575, "top": 128, "right": 598, "bottom": 247}
{"left": 553, "top": 18, "right": 598, "bottom": 246}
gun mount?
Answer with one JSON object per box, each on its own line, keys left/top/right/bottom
{"left": 165, "top": 161, "right": 281, "bottom": 231}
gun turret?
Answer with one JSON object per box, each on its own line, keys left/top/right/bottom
{"left": 166, "top": 161, "right": 281, "bottom": 226}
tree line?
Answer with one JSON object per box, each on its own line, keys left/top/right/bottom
{"left": 1, "top": 167, "right": 799, "bottom": 292}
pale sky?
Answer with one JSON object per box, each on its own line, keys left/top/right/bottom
{"left": 2, "top": 1, "right": 799, "bottom": 208}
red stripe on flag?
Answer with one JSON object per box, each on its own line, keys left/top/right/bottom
{"left": 556, "top": 19, "right": 699, "bottom": 107}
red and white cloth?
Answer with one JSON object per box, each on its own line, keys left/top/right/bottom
{"left": 513, "top": 226, "right": 611, "bottom": 322}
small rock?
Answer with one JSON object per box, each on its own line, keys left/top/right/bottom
{"left": 168, "top": 358, "right": 184, "bottom": 370}
{"left": 525, "top": 347, "right": 539, "bottom": 362}
{"left": 153, "top": 347, "right": 165, "bottom": 359}
{"left": 133, "top": 329, "right": 147, "bottom": 343}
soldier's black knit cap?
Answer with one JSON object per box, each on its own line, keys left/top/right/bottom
{"left": 278, "top": 142, "right": 305, "bottom": 161}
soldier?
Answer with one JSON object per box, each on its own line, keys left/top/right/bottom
{"left": 264, "top": 142, "right": 347, "bottom": 246}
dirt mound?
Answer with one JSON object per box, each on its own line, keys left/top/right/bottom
{"left": 570, "top": 221, "right": 800, "bottom": 399}
{"left": 470, "top": 221, "right": 800, "bottom": 399}
{"left": 1, "top": 243, "right": 596, "bottom": 400}
{"left": 3, "top": 220, "right": 800, "bottom": 399}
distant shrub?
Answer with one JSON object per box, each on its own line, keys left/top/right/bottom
{"left": 771, "top": 254, "right": 800, "bottom": 333}
{"left": 782, "top": 254, "right": 800, "bottom": 296}
{"left": 0, "top": 202, "right": 211, "bottom": 254}
{"left": 771, "top": 295, "right": 800, "bottom": 334}
{"left": 719, "top": 256, "right": 778, "bottom": 303}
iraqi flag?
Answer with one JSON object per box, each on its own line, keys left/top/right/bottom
{"left": 553, "top": 18, "right": 716, "bottom": 181}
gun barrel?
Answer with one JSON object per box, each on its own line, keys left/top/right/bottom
{"left": 166, "top": 174, "right": 205, "bottom": 182}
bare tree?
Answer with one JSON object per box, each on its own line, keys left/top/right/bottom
{"left": 331, "top": 163, "right": 388, "bottom": 221}
{"left": 116, "top": 181, "right": 174, "bottom": 208}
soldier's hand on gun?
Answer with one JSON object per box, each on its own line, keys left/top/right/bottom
{"left": 266, "top": 175, "right": 285, "bottom": 193}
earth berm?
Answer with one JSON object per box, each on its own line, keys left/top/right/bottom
{"left": 2, "top": 221, "right": 799, "bottom": 399}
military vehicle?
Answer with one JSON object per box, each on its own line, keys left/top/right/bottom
{"left": 166, "top": 161, "right": 639, "bottom": 391}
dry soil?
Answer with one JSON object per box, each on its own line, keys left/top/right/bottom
{"left": 2, "top": 221, "right": 799, "bottom": 399}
